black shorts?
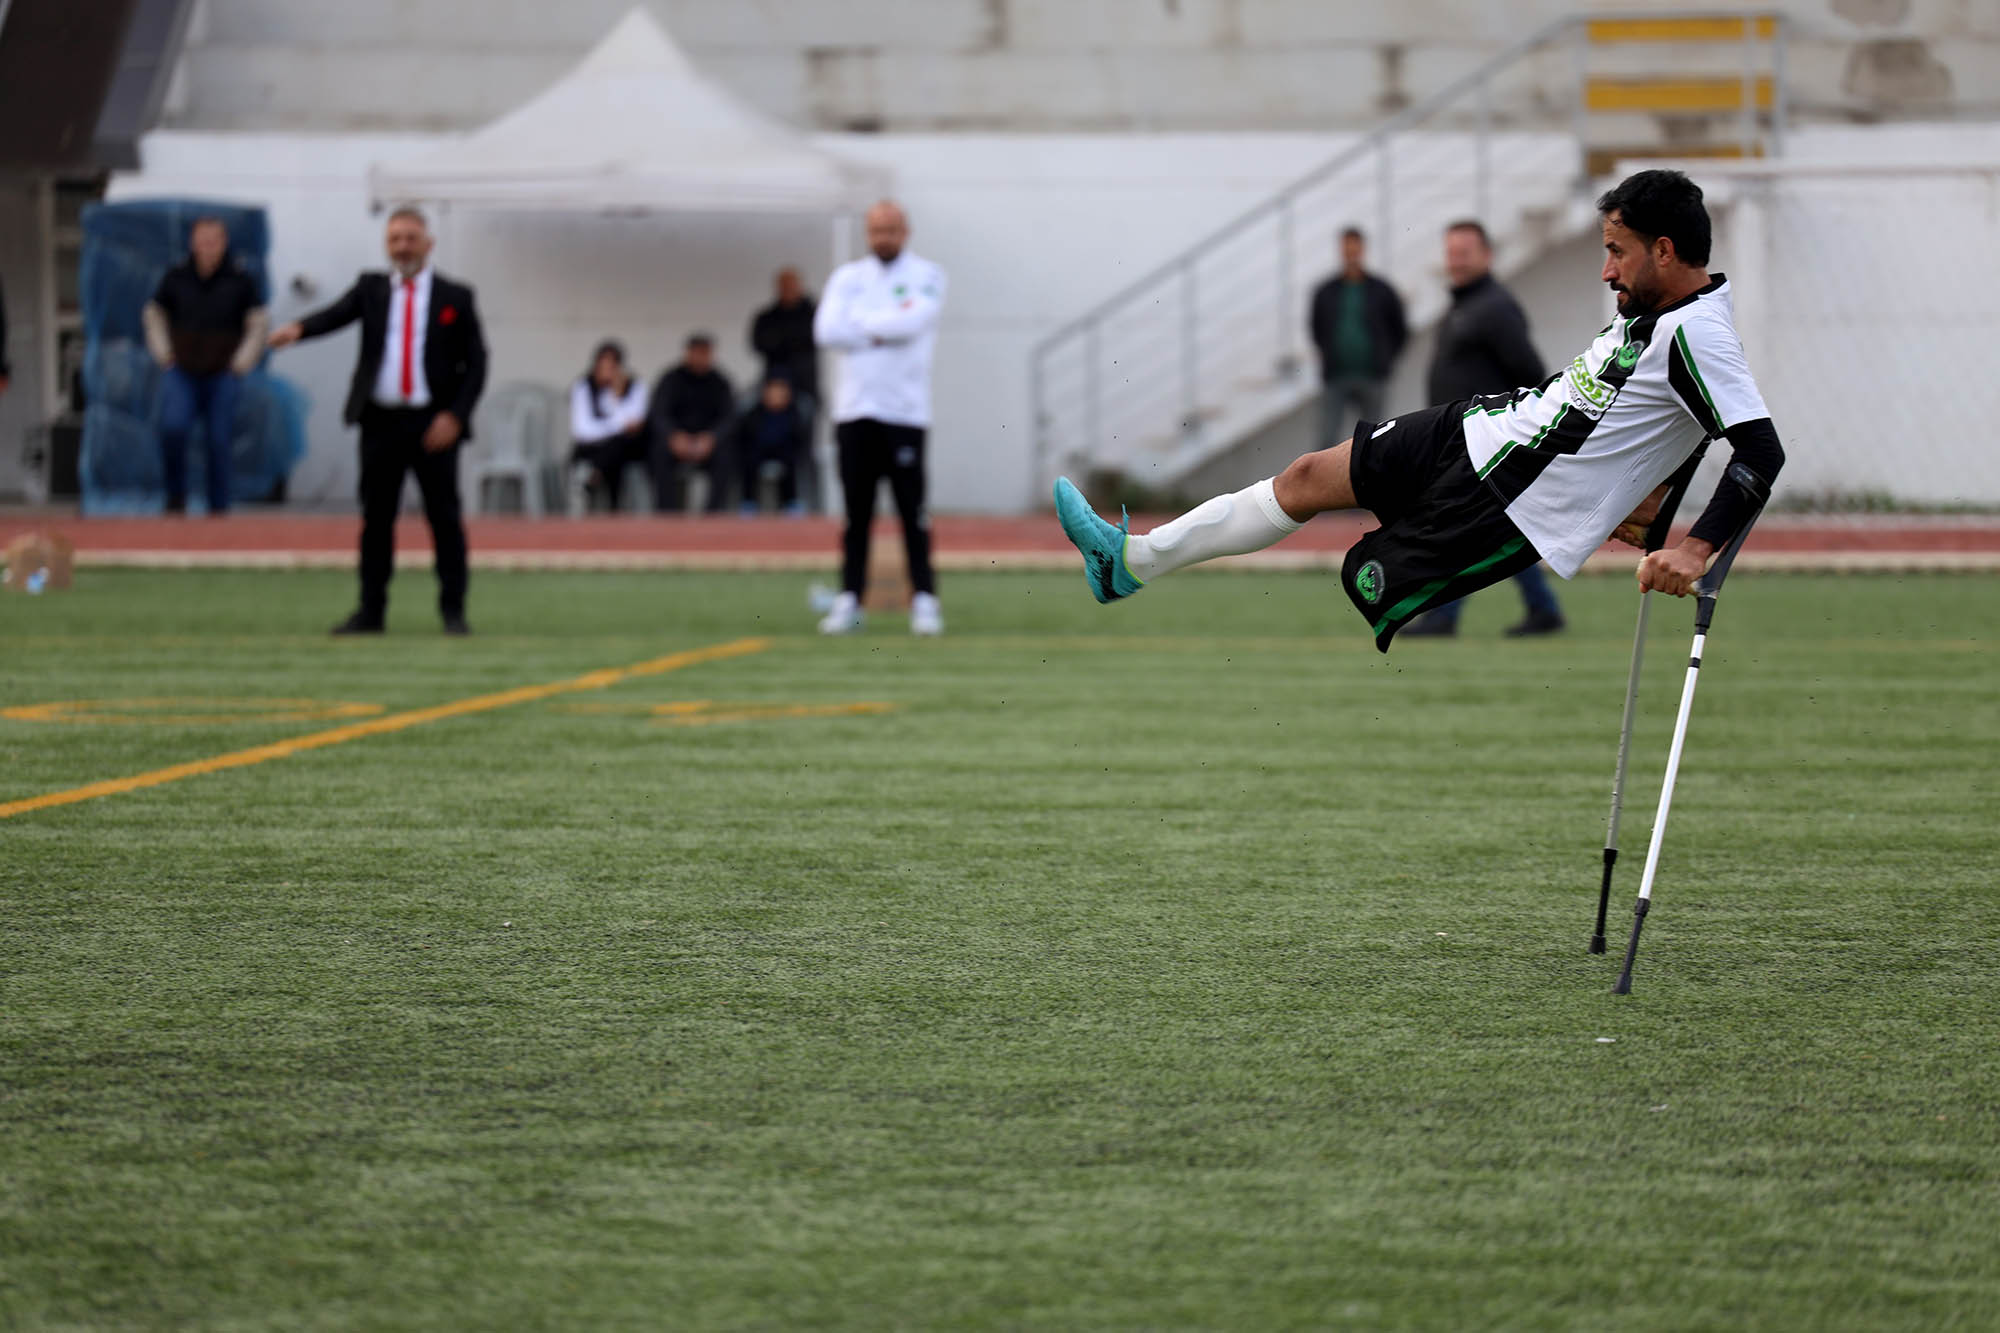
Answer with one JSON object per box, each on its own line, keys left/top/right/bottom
{"left": 1340, "top": 402, "right": 1544, "bottom": 652}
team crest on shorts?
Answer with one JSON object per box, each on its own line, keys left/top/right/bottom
{"left": 1355, "top": 560, "right": 1386, "bottom": 604}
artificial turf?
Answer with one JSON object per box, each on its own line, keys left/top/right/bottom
{"left": 2, "top": 567, "right": 1996, "bottom": 1330}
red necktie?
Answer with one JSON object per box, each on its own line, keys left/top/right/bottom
{"left": 399, "top": 278, "right": 416, "bottom": 401}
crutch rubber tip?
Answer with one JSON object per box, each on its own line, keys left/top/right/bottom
{"left": 1589, "top": 936, "right": 1607, "bottom": 954}
{"left": 1612, "top": 972, "right": 1633, "bottom": 995}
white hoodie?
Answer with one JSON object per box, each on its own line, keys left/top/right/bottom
{"left": 814, "top": 249, "right": 947, "bottom": 429}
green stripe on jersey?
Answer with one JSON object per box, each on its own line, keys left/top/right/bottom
{"left": 1477, "top": 405, "right": 1568, "bottom": 480}
{"left": 1371, "top": 535, "right": 1529, "bottom": 635}
{"left": 1674, "top": 325, "right": 1724, "bottom": 431}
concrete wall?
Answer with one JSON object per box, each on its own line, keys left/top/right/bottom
{"left": 93, "top": 121, "right": 2000, "bottom": 514}
{"left": 1182, "top": 227, "right": 1612, "bottom": 500}
{"left": 109, "top": 130, "right": 1371, "bottom": 511}
{"left": 165, "top": 0, "right": 2000, "bottom": 134}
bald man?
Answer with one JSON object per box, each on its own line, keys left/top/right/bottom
{"left": 813, "top": 201, "right": 949, "bottom": 636}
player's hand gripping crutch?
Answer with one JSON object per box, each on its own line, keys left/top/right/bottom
{"left": 1611, "top": 461, "right": 1771, "bottom": 995}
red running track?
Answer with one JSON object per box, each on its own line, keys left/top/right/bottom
{"left": 4, "top": 510, "right": 1999, "bottom": 570}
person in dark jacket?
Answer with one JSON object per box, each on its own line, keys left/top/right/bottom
{"left": 0, "top": 274, "right": 11, "bottom": 398}
{"left": 1406, "top": 219, "right": 1565, "bottom": 638}
{"left": 731, "top": 376, "right": 811, "bottom": 516}
{"left": 750, "top": 268, "right": 821, "bottom": 509}
{"left": 1308, "top": 227, "right": 1407, "bottom": 448}
{"left": 269, "top": 207, "right": 487, "bottom": 635}
{"left": 647, "top": 333, "right": 735, "bottom": 513}
{"left": 749, "top": 269, "right": 818, "bottom": 407}
{"left": 144, "top": 217, "right": 268, "bottom": 515}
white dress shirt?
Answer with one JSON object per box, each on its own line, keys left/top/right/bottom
{"left": 814, "top": 249, "right": 947, "bottom": 429}
{"left": 373, "top": 265, "right": 434, "bottom": 408}
{"left": 570, "top": 376, "right": 649, "bottom": 443}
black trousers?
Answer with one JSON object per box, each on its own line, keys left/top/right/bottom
{"left": 837, "top": 418, "right": 934, "bottom": 596}
{"left": 739, "top": 443, "right": 800, "bottom": 511}
{"left": 649, "top": 437, "right": 731, "bottom": 513}
{"left": 573, "top": 435, "right": 647, "bottom": 511}
{"left": 358, "top": 406, "right": 468, "bottom": 620}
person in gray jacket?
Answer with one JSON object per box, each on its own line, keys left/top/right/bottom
{"left": 1404, "top": 220, "right": 1566, "bottom": 638}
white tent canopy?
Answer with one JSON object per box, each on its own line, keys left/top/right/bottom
{"left": 368, "top": 8, "right": 888, "bottom": 215}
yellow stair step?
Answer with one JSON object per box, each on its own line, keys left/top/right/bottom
{"left": 1586, "top": 76, "right": 1775, "bottom": 113}
{"left": 1585, "top": 143, "right": 1763, "bottom": 176}
{"left": 1587, "top": 16, "right": 1778, "bottom": 44}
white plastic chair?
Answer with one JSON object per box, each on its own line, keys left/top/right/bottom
{"left": 467, "top": 383, "right": 559, "bottom": 516}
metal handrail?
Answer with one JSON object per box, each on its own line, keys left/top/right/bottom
{"left": 1031, "top": 9, "right": 1786, "bottom": 492}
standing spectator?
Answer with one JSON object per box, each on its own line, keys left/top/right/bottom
{"left": 143, "top": 217, "right": 267, "bottom": 515}
{"left": 269, "top": 207, "right": 487, "bottom": 636}
{"left": 750, "top": 267, "right": 822, "bottom": 509}
{"left": 813, "top": 200, "right": 948, "bottom": 637}
{"left": 569, "top": 340, "right": 648, "bottom": 511}
{"left": 0, "top": 274, "right": 10, "bottom": 398}
{"left": 646, "top": 333, "right": 735, "bottom": 513}
{"left": 1404, "top": 220, "right": 1567, "bottom": 639}
{"left": 750, "top": 268, "right": 818, "bottom": 414}
{"left": 731, "top": 376, "right": 810, "bottom": 516}
{"left": 1307, "top": 227, "right": 1406, "bottom": 449}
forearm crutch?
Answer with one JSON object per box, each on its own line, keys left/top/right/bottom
{"left": 1612, "top": 462, "right": 1771, "bottom": 996}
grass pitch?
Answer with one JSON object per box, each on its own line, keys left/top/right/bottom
{"left": 2, "top": 567, "right": 1997, "bottom": 1330}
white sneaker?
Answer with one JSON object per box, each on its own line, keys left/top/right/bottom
{"left": 817, "top": 591, "right": 864, "bottom": 635}
{"left": 910, "top": 592, "right": 944, "bottom": 637}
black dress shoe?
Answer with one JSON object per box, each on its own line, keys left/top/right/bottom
{"left": 1401, "top": 611, "right": 1459, "bottom": 638}
{"left": 442, "top": 614, "right": 472, "bottom": 636}
{"left": 1504, "top": 609, "right": 1567, "bottom": 637}
{"left": 331, "top": 612, "right": 385, "bottom": 636}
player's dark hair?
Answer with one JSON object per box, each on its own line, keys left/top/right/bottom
{"left": 1444, "top": 219, "right": 1490, "bottom": 249}
{"left": 1597, "top": 169, "right": 1711, "bottom": 267}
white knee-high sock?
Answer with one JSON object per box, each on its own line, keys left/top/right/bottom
{"left": 1122, "top": 477, "right": 1304, "bottom": 582}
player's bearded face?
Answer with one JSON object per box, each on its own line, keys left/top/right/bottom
{"left": 1600, "top": 215, "right": 1662, "bottom": 315}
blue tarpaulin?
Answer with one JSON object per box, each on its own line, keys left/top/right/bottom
{"left": 79, "top": 199, "right": 308, "bottom": 513}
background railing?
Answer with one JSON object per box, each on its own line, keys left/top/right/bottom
{"left": 1030, "top": 11, "right": 1787, "bottom": 498}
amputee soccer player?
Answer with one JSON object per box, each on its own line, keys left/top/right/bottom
{"left": 1056, "top": 170, "right": 1786, "bottom": 648}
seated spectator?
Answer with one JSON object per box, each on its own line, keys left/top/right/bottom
{"left": 731, "top": 376, "right": 810, "bottom": 516}
{"left": 569, "top": 340, "right": 648, "bottom": 511}
{"left": 647, "top": 333, "right": 734, "bottom": 514}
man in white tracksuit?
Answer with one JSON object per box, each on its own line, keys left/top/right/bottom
{"left": 813, "top": 200, "right": 949, "bottom": 636}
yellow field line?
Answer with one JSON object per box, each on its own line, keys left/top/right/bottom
{"left": 0, "top": 637, "right": 771, "bottom": 820}
{"left": 652, "top": 701, "right": 898, "bottom": 727}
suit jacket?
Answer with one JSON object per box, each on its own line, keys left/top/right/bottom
{"left": 297, "top": 271, "right": 488, "bottom": 436}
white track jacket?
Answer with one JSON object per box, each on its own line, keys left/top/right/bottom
{"left": 814, "top": 250, "right": 947, "bottom": 429}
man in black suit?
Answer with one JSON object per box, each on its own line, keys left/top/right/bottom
{"left": 270, "top": 207, "right": 487, "bottom": 635}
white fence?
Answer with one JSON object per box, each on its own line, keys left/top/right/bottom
{"left": 1714, "top": 161, "right": 2000, "bottom": 509}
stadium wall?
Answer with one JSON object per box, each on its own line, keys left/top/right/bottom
{"left": 167, "top": 0, "right": 2000, "bottom": 133}
{"left": 109, "top": 129, "right": 1378, "bottom": 512}
{"left": 97, "top": 122, "right": 2000, "bottom": 514}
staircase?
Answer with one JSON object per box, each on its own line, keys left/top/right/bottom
{"left": 1030, "top": 11, "right": 1788, "bottom": 498}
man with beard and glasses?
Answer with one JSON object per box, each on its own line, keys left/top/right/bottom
{"left": 1053, "top": 169, "right": 1785, "bottom": 652}
{"left": 270, "top": 207, "right": 488, "bottom": 635}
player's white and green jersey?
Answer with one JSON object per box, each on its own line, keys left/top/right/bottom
{"left": 1460, "top": 274, "right": 1768, "bottom": 577}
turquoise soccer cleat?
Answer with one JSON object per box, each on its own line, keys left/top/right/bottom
{"left": 1053, "top": 477, "right": 1145, "bottom": 604}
